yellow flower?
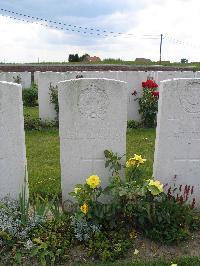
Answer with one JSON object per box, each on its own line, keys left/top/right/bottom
{"left": 170, "top": 264, "right": 177, "bottom": 266}
{"left": 74, "top": 187, "right": 81, "bottom": 194}
{"left": 133, "top": 249, "right": 139, "bottom": 255}
{"left": 133, "top": 154, "right": 147, "bottom": 166}
{"left": 80, "top": 203, "right": 89, "bottom": 214}
{"left": 148, "top": 180, "right": 164, "bottom": 195}
{"left": 86, "top": 175, "right": 101, "bottom": 189}
{"left": 126, "top": 158, "right": 136, "bottom": 168}
{"left": 126, "top": 155, "right": 146, "bottom": 168}
{"left": 149, "top": 180, "right": 163, "bottom": 191}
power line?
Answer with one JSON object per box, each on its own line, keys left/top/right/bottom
{"left": 164, "top": 34, "right": 200, "bottom": 49}
{"left": 0, "top": 8, "right": 160, "bottom": 39}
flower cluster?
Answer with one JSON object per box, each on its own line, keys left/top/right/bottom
{"left": 86, "top": 175, "right": 101, "bottom": 189}
{"left": 142, "top": 79, "right": 158, "bottom": 89}
{"left": 142, "top": 79, "right": 159, "bottom": 98}
{"left": 138, "top": 79, "right": 159, "bottom": 127}
{"left": 167, "top": 184, "right": 196, "bottom": 209}
{"left": 126, "top": 154, "right": 146, "bottom": 168}
{"left": 148, "top": 180, "right": 164, "bottom": 195}
{"left": 71, "top": 175, "right": 102, "bottom": 215}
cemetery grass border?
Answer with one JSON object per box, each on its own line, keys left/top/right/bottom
{"left": 24, "top": 106, "right": 39, "bottom": 119}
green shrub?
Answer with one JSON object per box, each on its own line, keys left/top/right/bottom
{"left": 24, "top": 114, "right": 58, "bottom": 130}
{"left": 70, "top": 150, "right": 199, "bottom": 248}
{"left": 22, "top": 84, "right": 38, "bottom": 107}
{"left": 138, "top": 79, "right": 159, "bottom": 128}
{"left": 49, "top": 83, "right": 59, "bottom": 120}
{"left": 30, "top": 214, "right": 74, "bottom": 265}
{"left": 127, "top": 120, "right": 141, "bottom": 129}
{"left": 131, "top": 193, "right": 195, "bottom": 243}
{"left": 88, "top": 230, "right": 132, "bottom": 262}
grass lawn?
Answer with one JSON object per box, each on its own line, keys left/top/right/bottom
{"left": 23, "top": 106, "right": 39, "bottom": 119}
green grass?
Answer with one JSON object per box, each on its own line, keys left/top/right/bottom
{"left": 23, "top": 106, "right": 39, "bottom": 119}
{"left": 25, "top": 127, "right": 155, "bottom": 198}
{"left": 126, "top": 128, "right": 155, "bottom": 178}
{"left": 25, "top": 129, "right": 61, "bottom": 197}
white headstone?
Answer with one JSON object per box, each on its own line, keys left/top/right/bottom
{"left": 117, "top": 71, "right": 148, "bottom": 121}
{"left": 153, "top": 78, "right": 200, "bottom": 204}
{"left": 59, "top": 78, "right": 127, "bottom": 201}
{"left": 0, "top": 72, "right": 31, "bottom": 89}
{"left": 37, "top": 72, "right": 72, "bottom": 121}
{"left": 36, "top": 70, "right": 149, "bottom": 122}
{"left": 0, "top": 81, "right": 28, "bottom": 199}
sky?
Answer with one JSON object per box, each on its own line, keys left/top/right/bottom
{"left": 0, "top": 0, "right": 199, "bottom": 63}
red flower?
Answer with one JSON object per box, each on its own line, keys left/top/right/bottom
{"left": 142, "top": 82, "right": 146, "bottom": 87}
{"left": 142, "top": 79, "right": 158, "bottom": 89}
{"left": 151, "top": 91, "right": 159, "bottom": 97}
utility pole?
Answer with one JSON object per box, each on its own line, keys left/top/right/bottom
{"left": 159, "top": 34, "right": 163, "bottom": 64}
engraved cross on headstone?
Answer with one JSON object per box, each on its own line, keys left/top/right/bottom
{"left": 80, "top": 144, "right": 105, "bottom": 174}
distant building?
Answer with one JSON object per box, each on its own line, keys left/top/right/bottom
{"left": 135, "top": 58, "right": 151, "bottom": 63}
{"left": 84, "top": 56, "right": 101, "bottom": 62}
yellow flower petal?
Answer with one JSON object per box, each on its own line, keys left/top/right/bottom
{"left": 80, "top": 203, "right": 89, "bottom": 214}
{"left": 86, "top": 175, "right": 101, "bottom": 189}
{"left": 133, "top": 249, "right": 139, "bottom": 255}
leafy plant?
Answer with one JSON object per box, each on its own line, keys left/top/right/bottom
{"left": 49, "top": 83, "right": 59, "bottom": 120}
{"left": 138, "top": 79, "right": 159, "bottom": 128}
{"left": 88, "top": 230, "right": 132, "bottom": 262}
{"left": 22, "top": 83, "right": 38, "bottom": 107}
{"left": 24, "top": 115, "right": 58, "bottom": 130}
{"left": 30, "top": 214, "right": 74, "bottom": 265}
{"left": 127, "top": 120, "right": 141, "bottom": 129}
{"left": 132, "top": 193, "right": 195, "bottom": 243}
{"left": 104, "top": 149, "right": 125, "bottom": 176}
{"left": 19, "top": 185, "right": 29, "bottom": 226}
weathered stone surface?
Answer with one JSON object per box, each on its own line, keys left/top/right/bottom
{"left": 117, "top": 71, "right": 148, "bottom": 121}
{"left": 0, "top": 81, "right": 27, "bottom": 199}
{"left": 59, "top": 78, "right": 127, "bottom": 201}
{"left": 0, "top": 72, "right": 31, "bottom": 88}
{"left": 155, "top": 71, "right": 195, "bottom": 85}
{"left": 153, "top": 78, "right": 200, "bottom": 203}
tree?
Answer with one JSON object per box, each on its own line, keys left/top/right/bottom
{"left": 181, "top": 58, "right": 188, "bottom": 64}
{"left": 74, "top": 54, "right": 79, "bottom": 62}
{"left": 68, "top": 54, "right": 74, "bottom": 62}
{"left": 79, "top": 53, "right": 90, "bottom": 62}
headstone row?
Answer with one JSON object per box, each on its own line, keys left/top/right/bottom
{"left": 1, "top": 77, "right": 200, "bottom": 206}
{"left": 35, "top": 70, "right": 197, "bottom": 122}
{"left": 0, "top": 72, "right": 31, "bottom": 89}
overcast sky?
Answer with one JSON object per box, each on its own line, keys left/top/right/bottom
{"left": 0, "top": 0, "right": 199, "bottom": 63}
